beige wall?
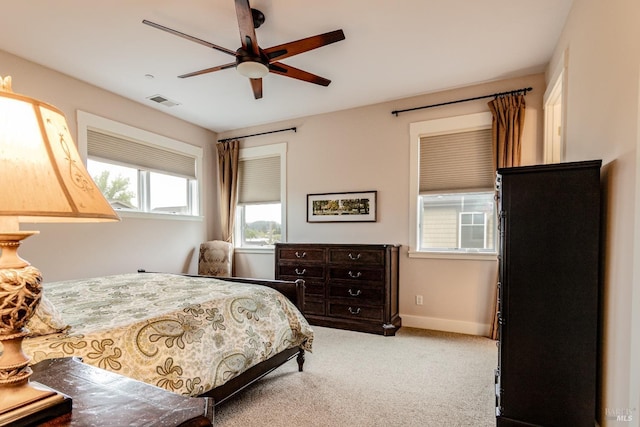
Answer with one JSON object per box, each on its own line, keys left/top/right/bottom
{"left": 4, "top": 2, "right": 637, "bottom": 421}
{"left": 548, "top": 0, "right": 640, "bottom": 425}
{"left": 224, "top": 73, "right": 546, "bottom": 336}
{"left": 1, "top": 50, "right": 218, "bottom": 281}
{"left": 1, "top": 45, "right": 546, "bottom": 340}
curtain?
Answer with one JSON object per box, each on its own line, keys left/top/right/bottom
{"left": 487, "top": 94, "right": 526, "bottom": 340}
{"left": 488, "top": 94, "right": 526, "bottom": 170}
{"left": 216, "top": 140, "right": 240, "bottom": 243}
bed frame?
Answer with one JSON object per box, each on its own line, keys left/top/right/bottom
{"left": 138, "top": 271, "right": 307, "bottom": 407}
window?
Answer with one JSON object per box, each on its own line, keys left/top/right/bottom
{"left": 77, "top": 111, "right": 202, "bottom": 217}
{"left": 88, "top": 159, "right": 140, "bottom": 209}
{"left": 420, "top": 193, "right": 495, "bottom": 251}
{"left": 234, "top": 143, "right": 286, "bottom": 249}
{"left": 409, "top": 112, "right": 496, "bottom": 258}
{"left": 459, "top": 211, "right": 488, "bottom": 249}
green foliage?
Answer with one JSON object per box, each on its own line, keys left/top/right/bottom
{"left": 93, "top": 171, "right": 135, "bottom": 205}
{"left": 341, "top": 198, "right": 369, "bottom": 214}
{"left": 243, "top": 220, "right": 281, "bottom": 245}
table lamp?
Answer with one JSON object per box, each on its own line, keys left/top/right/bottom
{"left": 0, "top": 75, "right": 120, "bottom": 424}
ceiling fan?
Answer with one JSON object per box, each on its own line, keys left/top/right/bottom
{"left": 143, "top": 0, "right": 345, "bottom": 99}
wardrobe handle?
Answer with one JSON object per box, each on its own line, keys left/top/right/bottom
{"left": 348, "top": 253, "right": 361, "bottom": 260}
{"left": 348, "top": 307, "right": 361, "bottom": 315}
{"left": 348, "top": 271, "right": 362, "bottom": 278}
{"left": 348, "top": 288, "right": 362, "bottom": 297}
{"left": 295, "top": 268, "right": 306, "bottom": 275}
{"left": 295, "top": 251, "right": 306, "bottom": 258}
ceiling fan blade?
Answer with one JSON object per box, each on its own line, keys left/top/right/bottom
{"left": 178, "top": 62, "right": 236, "bottom": 78}
{"left": 235, "top": 0, "right": 260, "bottom": 56}
{"left": 250, "top": 78, "right": 263, "bottom": 99}
{"left": 264, "top": 30, "right": 345, "bottom": 62}
{"left": 142, "top": 20, "right": 236, "bottom": 56}
{"left": 269, "top": 62, "right": 331, "bottom": 86}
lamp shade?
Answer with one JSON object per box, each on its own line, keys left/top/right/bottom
{"left": 0, "top": 77, "right": 119, "bottom": 224}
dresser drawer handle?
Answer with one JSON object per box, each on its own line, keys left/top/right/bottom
{"left": 295, "top": 268, "right": 307, "bottom": 275}
{"left": 348, "top": 271, "right": 362, "bottom": 278}
{"left": 295, "top": 251, "right": 307, "bottom": 258}
{"left": 348, "top": 288, "right": 362, "bottom": 297}
{"left": 348, "top": 307, "right": 361, "bottom": 315}
{"left": 348, "top": 253, "right": 361, "bottom": 260}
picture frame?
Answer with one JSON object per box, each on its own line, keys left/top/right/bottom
{"left": 307, "top": 191, "right": 377, "bottom": 223}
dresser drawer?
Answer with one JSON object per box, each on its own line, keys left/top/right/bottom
{"left": 277, "top": 264, "right": 325, "bottom": 279}
{"left": 328, "top": 267, "right": 384, "bottom": 282}
{"left": 277, "top": 247, "right": 325, "bottom": 263}
{"left": 327, "top": 302, "right": 383, "bottom": 321}
{"left": 279, "top": 277, "right": 324, "bottom": 296}
{"left": 329, "top": 248, "right": 383, "bottom": 265}
{"left": 328, "top": 283, "right": 383, "bottom": 304}
{"left": 304, "top": 297, "right": 325, "bottom": 316}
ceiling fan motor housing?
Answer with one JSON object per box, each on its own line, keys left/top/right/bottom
{"left": 251, "top": 9, "right": 265, "bottom": 28}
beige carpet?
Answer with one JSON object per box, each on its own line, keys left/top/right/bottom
{"left": 213, "top": 326, "right": 497, "bottom": 427}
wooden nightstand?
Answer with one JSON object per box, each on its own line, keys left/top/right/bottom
{"left": 25, "top": 357, "right": 212, "bottom": 427}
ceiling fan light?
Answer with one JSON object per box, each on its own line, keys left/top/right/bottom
{"left": 237, "top": 61, "right": 269, "bottom": 79}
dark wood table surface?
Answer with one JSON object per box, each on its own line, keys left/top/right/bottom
{"left": 26, "top": 357, "right": 212, "bottom": 427}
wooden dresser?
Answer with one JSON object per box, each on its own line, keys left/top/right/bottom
{"left": 275, "top": 243, "right": 401, "bottom": 336}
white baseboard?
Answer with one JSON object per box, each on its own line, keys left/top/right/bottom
{"left": 400, "top": 314, "right": 491, "bottom": 337}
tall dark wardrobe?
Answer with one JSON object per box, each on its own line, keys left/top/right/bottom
{"left": 495, "top": 160, "right": 602, "bottom": 426}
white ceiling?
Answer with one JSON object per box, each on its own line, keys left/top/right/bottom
{"left": 0, "top": 1, "right": 573, "bottom": 133}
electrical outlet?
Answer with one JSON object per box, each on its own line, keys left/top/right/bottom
{"left": 415, "top": 295, "right": 423, "bottom": 305}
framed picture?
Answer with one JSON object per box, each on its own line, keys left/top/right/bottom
{"left": 307, "top": 191, "right": 377, "bottom": 223}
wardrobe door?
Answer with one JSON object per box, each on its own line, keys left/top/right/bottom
{"left": 497, "top": 160, "right": 601, "bottom": 427}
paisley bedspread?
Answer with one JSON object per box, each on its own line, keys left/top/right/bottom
{"left": 22, "top": 272, "right": 313, "bottom": 396}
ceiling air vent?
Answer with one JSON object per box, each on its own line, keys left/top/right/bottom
{"left": 147, "top": 94, "right": 181, "bottom": 107}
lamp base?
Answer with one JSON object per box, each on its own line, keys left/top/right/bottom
{"left": 0, "top": 231, "right": 72, "bottom": 426}
{"left": 0, "top": 381, "right": 71, "bottom": 426}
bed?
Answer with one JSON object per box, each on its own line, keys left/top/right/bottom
{"left": 21, "top": 271, "right": 313, "bottom": 408}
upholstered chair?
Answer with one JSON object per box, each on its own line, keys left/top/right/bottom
{"left": 198, "top": 240, "right": 234, "bottom": 277}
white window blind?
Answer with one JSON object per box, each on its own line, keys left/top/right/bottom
{"left": 238, "top": 156, "right": 281, "bottom": 203}
{"left": 419, "top": 128, "right": 494, "bottom": 193}
{"left": 87, "top": 129, "right": 196, "bottom": 179}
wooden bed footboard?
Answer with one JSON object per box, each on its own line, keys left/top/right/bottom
{"left": 199, "top": 345, "right": 306, "bottom": 406}
{"left": 220, "top": 276, "right": 305, "bottom": 312}
{"left": 201, "top": 275, "right": 308, "bottom": 406}
{"left": 137, "top": 270, "right": 306, "bottom": 311}
{"left": 137, "top": 270, "right": 308, "bottom": 407}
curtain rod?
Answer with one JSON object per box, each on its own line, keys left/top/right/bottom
{"left": 391, "top": 87, "right": 532, "bottom": 116}
{"left": 217, "top": 126, "right": 297, "bottom": 143}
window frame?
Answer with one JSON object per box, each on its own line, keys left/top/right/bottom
{"left": 458, "top": 211, "right": 488, "bottom": 249}
{"left": 233, "top": 143, "right": 287, "bottom": 253}
{"left": 543, "top": 49, "right": 567, "bottom": 164}
{"left": 409, "top": 112, "right": 497, "bottom": 260}
{"left": 77, "top": 111, "right": 203, "bottom": 221}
